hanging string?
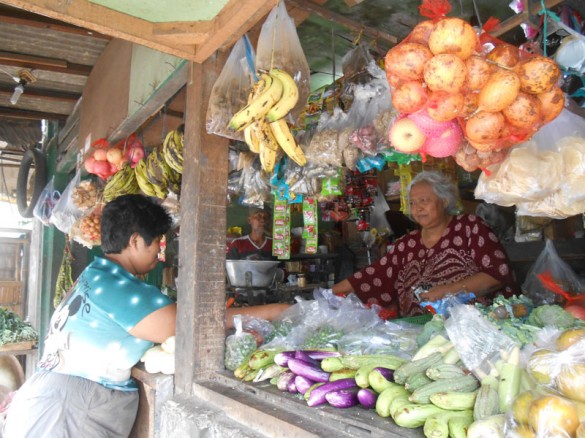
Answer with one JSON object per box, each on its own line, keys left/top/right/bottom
{"left": 331, "top": 23, "right": 337, "bottom": 104}
{"left": 470, "top": 0, "right": 483, "bottom": 33}
{"left": 269, "top": 0, "right": 280, "bottom": 72}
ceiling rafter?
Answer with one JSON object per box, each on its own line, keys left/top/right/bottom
{"left": 0, "top": 107, "right": 68, "bottom": 120}
{"left": 0, "top": 51, "right": 93, "bottom": 76}
{"left": 0, "top": 84, "right": 81, "bottom": 102}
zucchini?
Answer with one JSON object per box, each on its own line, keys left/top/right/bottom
{"left": 375, "top": 383, "right": 410, "bottom": 417}
{"left": 466, "top": 414, "right": 506, "bottom": 438}
{"left": 368, "top": 367, "right": 395, "bottom": 393}
{"left": 392, "top": 403, "right": 449, "bottom": 429}
{"left": 426, "top": 363, "right": 467, "bottom": 380}
{"left": 248, "top": 350, "right": 278, "bottom": 370}
{"left": 409, "top": 374, "right": 479, "bottom": 404}
{"left": 339, "top": 354, "right": 406, "bottom": 370}
{"left": 412, "top": 334, "right": 451, "bottom": 361}
{"left": 321, "top": 357, "right": 344, "bottom": 372}
{"left": 429, "top": 390, "right": 478, "bottom": 410}
{"left": 394, "top": 352, "right": 444, "bottom": 384}
{"left": 448, "top": 413, "right": 474, "bottom": 438}
{"left": 473, "top": 383, "right": 500, "bottom": 421}
{"left": 498, "top": 346, "right": 521, "bottom": 412}
{"left": 423, "top": 410, "right": 473, "bottom": 438}
{"left": 329, "top": 368, "right": 357, "bottom": 382}
{"left": 405, "top": 372, "right": 433, "bottom": 392}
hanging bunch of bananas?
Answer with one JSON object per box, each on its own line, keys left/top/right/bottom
{"left": 102, "top": 162, "right": 140, "bottom": 203}
{"left": 134, "top": 146, "right": 172, "bottom": 199}
{"left": 228, "top": 68, "right": 306, "bottom": 173}
{"left": 162, "top": 125, "right": 184, "bottom": 174}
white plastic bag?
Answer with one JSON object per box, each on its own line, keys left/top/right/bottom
{"left": 50, "top": 171, "right": 85, "bottom": 235}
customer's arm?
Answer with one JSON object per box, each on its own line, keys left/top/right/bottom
{"left": 331, "top": 279, "right": 354, "bottom": 296}
{"left": 130, "top": 303, "right": 177, "bottom": 343}
{"left": 226, "top": 303, "right": 291, "bottom": 329}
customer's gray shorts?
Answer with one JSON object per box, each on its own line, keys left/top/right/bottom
{"left": 3, "top": 370, "right": 138, "bottom": 438}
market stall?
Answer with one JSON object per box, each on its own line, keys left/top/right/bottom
{"left": 4, "top": 0, "right": 585, "bottom": 436}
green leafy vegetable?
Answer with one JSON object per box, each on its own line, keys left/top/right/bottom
{"left": 0, "top": 307, "right": 38, "bottom": 346}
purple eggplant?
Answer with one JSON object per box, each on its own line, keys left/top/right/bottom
{"left": 276, "top": 371, "right": 295, "bottom": 392}
{"left": 307, "top": 378, "right": 357, "bottom": 407}
{"left": 274, "top": 351, "right": 296, "bottom": 367}
{"left": 325, "top": 387, "right": 360, "bottom": 409}
{"left": 287, "top": 358, "right": 330, "bottom": 383}
{"left": 294, "top": 375, "right": 314, "bottom": 395}
{"left": 357, "top": 388, "right": 378, "bottom": 409}
{"left": 287, "top": 379, "right": 298, "bottom": 394}
{"left": 373, "top": 367, "right": 394, "bottom": 382}
{"left": 294, "top": 350, "right": 320, "bottom": 366}
{"left": 303, "top": 350, "right": 342, "bottom": 360}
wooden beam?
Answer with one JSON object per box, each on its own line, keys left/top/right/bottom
{"left": 286, "top": 0, "right": 398, "bottom": 45}
{"left": 489, "top": 0, "right": 564, "bottom": 37}
{"left": 0, "top": 0, "right": 198, "bottom": 61}
{"left": 0, "top": 7, "right": 110, "bottom": 39}
{"left": 0, "top": 51, "right": 92, "bottom": 76}
{"left": 0, "top": 107, "right": 68, "bottom": 120}
{"left": 152, "top": 20, "right": 214, "bottom": 46}
{"left": 0, "top": 84, "right": 80, "bottom": 102}
{"left": 193, "top": 0, "right": 276, "bottom": 62}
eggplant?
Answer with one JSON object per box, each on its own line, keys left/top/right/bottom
{"left": 287, "top": 358, "right": 330, "bottom": 383}
{"left": 303, "top": 350, "right": 342, "bottom": 360}
{"left": 276, "top": 371, "right": 295, "bottom": 392}
{"left": 294, "top": 350, "right": 320, "bottom": 366}
{"left": 274, "top": 351, "right": 296, "bottom": 367}
{"left": 287, "top": 379, "right": 298, "bottom": 394}
{"left": 357, "top": 388, "right": 378, "bottom": 409}
{"left": 325, "top": 387, "right": 360, "bottom": 409}
{"left": 294, "top": 375, "right": 314, "bottom": 395}
{"left": 373, "top": 367, "right": 394, "bottom": 381}
{"left": 306, "top": 378, "right": 357, "bottom": 407}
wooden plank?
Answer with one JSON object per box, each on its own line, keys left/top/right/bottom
{"left": 193, "top": 0, "right": 276, "bottom": 62}
{"left": 174, "top": 55, "right": 229, "bottom": 394}
{"left": 489, "top": 0, "right": 564, "bottom": 37}
{"left": 107, "top": 60, "right": 189, "bottom": 145}
{"left": 152, "top": 20, "right": 215, "bottom": 46}
{"left": 0, "top": 341, "right": 35, "bottom": 352}
{"left": 0, "top": 51, "right": 92, "bottom": 76}
{"left": 0, "top": 108, "right": 68, "bottom": 121}
{"left": 0, "top": 84, "right": 80, "bottom": 102}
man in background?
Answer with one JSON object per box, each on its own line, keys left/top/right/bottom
{"left": 227, "top": 207, "right": 273, "bottom": 260}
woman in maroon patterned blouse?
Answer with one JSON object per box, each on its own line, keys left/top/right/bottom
{"left": 332, "top": 171, "right": 517, "bottom": 318}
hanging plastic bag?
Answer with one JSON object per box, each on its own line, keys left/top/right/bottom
{"left": 33, "top": 177, "right": 60, "bottom": 226}
{"left": 304, "top": 108, "right": 346, "bottom": 167}
{"left": 224, "top": 315, "right": 258, "bottom": 371}
{"left": 255, "top": 0, "right": 311, "bottom": 120}
{"left": 207, "top": 35, "right": 256, "bottom": 142}
{"left": 521, "top": 240, "right": 584, "bottom": 306}
{"left": 50, "top": 171, "right": 85, "bottom": 235}
{"left": 70, "top": 203, "right": 104, "bottom": 248}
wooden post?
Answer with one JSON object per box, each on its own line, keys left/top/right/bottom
{"left": 174, "top": 55, "right": 229, "bottom": 394}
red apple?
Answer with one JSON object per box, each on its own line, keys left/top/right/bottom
{"left": 84, "top": 156, "right": 96, "bottom": 173}
{"left": 127, "top": 146, "right": 145, "bottom": 163}
{"left": 93, "top": 148, "right": 108, "bottom": 161}
{"left": 92, "top": 160, "right": 110, "bottom": 178}
{"left": 106, "top": 148, "right": 123, "bottom": 165}
{"left": 389, "top": 118, "right": 426, "bottom": 153}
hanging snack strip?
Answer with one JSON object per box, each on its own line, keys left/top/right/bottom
{"left": 272, "top": 198, "right": 291, "bottom": 260}
{"left": 395, "top": 164, "right": 414, "bottom": 215}
{"left": 302, "top": 197, "right": 318, "bottom": 254}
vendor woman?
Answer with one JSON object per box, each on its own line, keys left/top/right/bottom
{"left": 332, "top": 171, "right": 517, "bottom": 318}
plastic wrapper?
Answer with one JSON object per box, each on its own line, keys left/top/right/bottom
{"left": 262, "top": 289, "right": 382, "bottom": 350}
{"left": 419, "top": 292, "right": 477, "bottom": 316}
{"left": 304, "top": 108, "right": 346, "bottom": 167}
{"left": 33, "top": 177, "right": 60, "bottom": 226}
{"left": 70, "top": 203, "right": 103, "bottom": 248}
{"left": 240, "top": 315, "right": 274, "bottom": 347}
{"left": 224, "top": 315, "right": 258, "bottom": 371}
{"left": 239, "top": 158, "right": 272, "bottom": 208}
{"left": 445, "top": 304, "right": 518, "bottom": 378}
{"left": 206, "top": 35, "right": 255, "bottom": 142}
{"left": 454, "top": 142, "right": 510, "bottom": 173}
{"left": 70, "top": 179, "right": 98, "bottom": 211}
{"left": 336, "top": 319, "right": 421, "bottom": 358}
{"left": 505, "top": 333, "right": 585, "bottom": 438}
{"left": 346, "top": 61, "right": 392, "bottom": 156}
{"left": 341, "top": 42, "right": 374, "bottom": 82}
{"left": 255, "top": 0, "right": 310, "bottom": 121}
{"left": 475, "top": 109, "right": 585, "bottom": 216}
{"left": 521, "top": 240, "right": 584, "bottom": 306}
{"left": 50, "top": 171, "right": 85, "bottom": 235}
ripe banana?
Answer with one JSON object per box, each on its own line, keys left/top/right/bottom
{"left": 259, "top": 142, "right": 277, "bottom": 173}
{"left": 252, "top": 120, "right": 280, "bottom": 151}
{"left": 266, "top": 69, "right": 299, "bottom": 122}
{"left": 244, "top": 124, "right": 260, "bottom": 154}
{"left": 228, "top": 73, "right": 283, "bottom": 131}
{"left": 269, "top": 119, "right": 306, "bottom": 166}
{"left": 103, "top": 163, "right": 139, "bottom": 203}
{"left": 135, "top": 159, "right": 158, "bottom": 198}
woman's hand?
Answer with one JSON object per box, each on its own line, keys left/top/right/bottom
{"left": 419, "top": 285, "right": 452, "bottom": 302}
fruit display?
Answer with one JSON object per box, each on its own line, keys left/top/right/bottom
{"left": 83, "top": 135, "right": 146, "bottom": 180}
{"left": 229, "top": 68, "right": 307, "bottom": 172}
{"left": 102, "top": 162, "right": 140, "bottom": 203}
{"left": 384, "top": 15, "right": 563, "bottom": 169}
{"left": 72, "top": 206, "right": 103, "bottom": 247}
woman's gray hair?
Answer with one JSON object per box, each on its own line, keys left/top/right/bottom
{"left": 407, "top": 171, "right": 460, "bottom": 215}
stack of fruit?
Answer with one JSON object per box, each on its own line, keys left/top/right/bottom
{"left": 83, "top": 136, "right": 146, "bottom": 180}
{"left": 385, "top": 17, "right": 563, "bottom": 170}
{"left": 228, "top": 68, "right": 306, "bottom": 173}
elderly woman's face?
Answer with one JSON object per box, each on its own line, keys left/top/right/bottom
{"left": 409, "top": 182, "right": 448, "bottom": 228}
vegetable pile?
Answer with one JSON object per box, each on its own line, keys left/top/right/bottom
{"left": 0, "top": 307, "right": 38, "bottom": 346}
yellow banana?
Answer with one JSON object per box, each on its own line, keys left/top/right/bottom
{"left": 135, "top": 159, "right": 158, "bottom": 197}
{"left": 244, "top": 124, "right": 260, "bottom": 153}
{"left": 266, "top": 68, "right": 299, "bottom": 122}
{"left": 253, "top": 120, "right": 280, "bottom": 151}
{"left": 269, "top": 119, "right": 306, "bottom": 166}
{"left": 228, "top": 73, "right": 283, "bottom": 131}
{"left": 259, "top": 142, "right": 277, "bottom": 173}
